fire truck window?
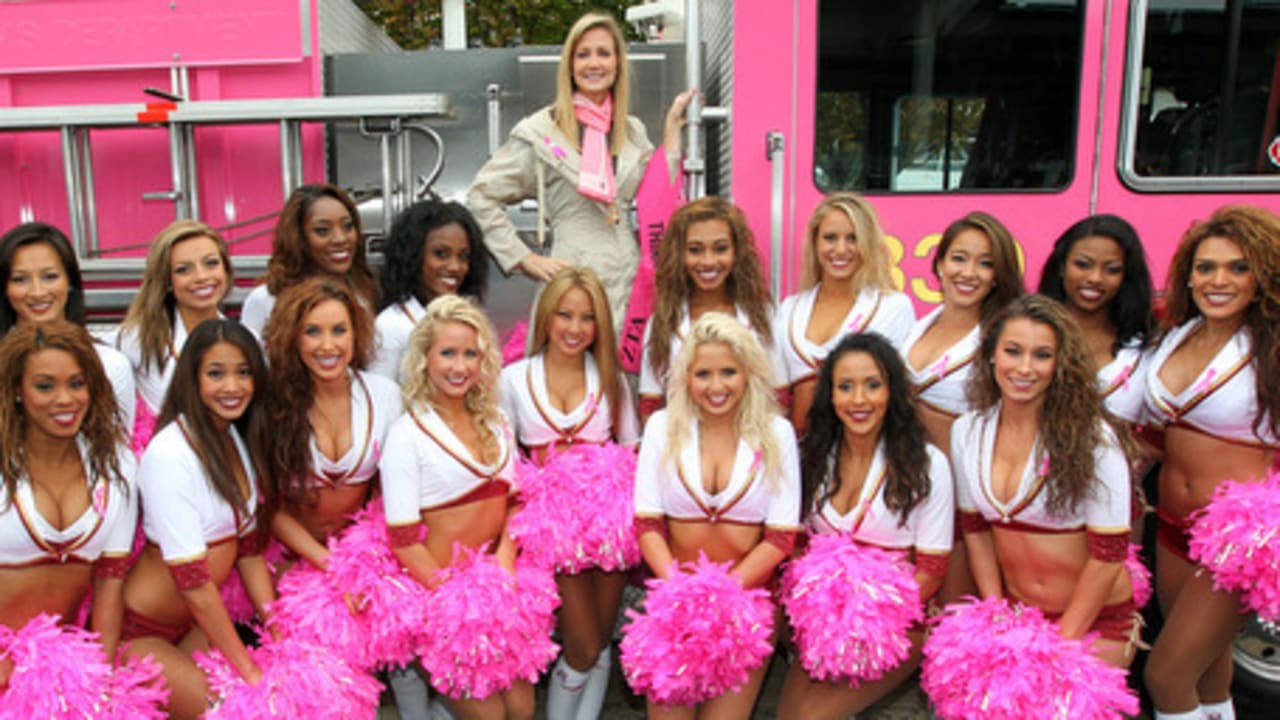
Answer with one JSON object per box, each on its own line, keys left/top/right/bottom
{"left": 1132, "top": 0, "right": 1280, "bottom": 179}
{"left": 815, "top": 0, "right": 1083, "bottom": 193}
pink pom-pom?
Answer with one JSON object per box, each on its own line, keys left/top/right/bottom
{"left": 416, "top": 548, "right": 560, "bottom": 700}
{"left": 508, "top": 443, "right": 641, "bottom": 573}
{"left": 780, "top": 534, "right": 922, "bottom": 686}
{"left": 196, "top": 639, "right": 381, "bottom": 720}
{"left": 502, "top": 321, "right": 529, "bottom": 366}
{"left": 130, "top": 395, "right": 158, "bottom": 456}
{"left": 921, "top": 597, "right": 1138, "bottom": 720}
{"left": 0, "top": 614, "right": 166, "bottom": 720}
{"left": 1189, "top": 471, "right": 1280, "bottom": 622}
{"left": 620, "top": 554, "right": 775, "bottom": 707}
{"left": 266, "top": 561, "right": 378, "bottom": 671}
{"left": 101, "top": 651, "right": 171, "bottom": 720}
{"left": 220, "top": 538, "right": 287, "bottom": 624}
{"left": 327, "top": 504, "right": 434, "bottom": 668}
{"left": 266, "top": 504, "right": 433, "bottom": 671}
{"left": 1125, "top": 543, "right": 1152, "bottom": 608}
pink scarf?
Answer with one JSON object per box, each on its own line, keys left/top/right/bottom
{"left": 572, "top": 93, "right": 616, "bottom": 203}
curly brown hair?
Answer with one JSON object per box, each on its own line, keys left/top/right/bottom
{"left": 1161, "top": 205, "right": 1280, "bottom": 441}
{"left": 647, "top": 196, "right": 773, "bottom": 381}
{"left": 968, "top": 295, "right": 1119, "bottom": 516}
{"left": 262, "top": 278, "right": 375, "bottom": 512}
{"left": 262, "top": 184, "right": 378, "bottom": 309}
{"left": 0, "top": 322, "right": 127, "bottom": 506}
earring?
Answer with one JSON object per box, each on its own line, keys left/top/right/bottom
{"left": 1187, "top": 279, "right": 1193, "bottom": 288}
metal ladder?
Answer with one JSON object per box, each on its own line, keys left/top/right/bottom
{"left": 0, "top": 85, "right": 452, "bottom": 309}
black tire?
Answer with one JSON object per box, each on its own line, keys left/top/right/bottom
{"left": 1233, "top": 615, "right": 1280, "bottom": 700}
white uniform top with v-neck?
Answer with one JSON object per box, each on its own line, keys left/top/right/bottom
{"left": 951, "top": 406, "right": 1130, "bottom": 533}
{"left": 806, "top": 441, "right": 953, "bottom": 556}
{"left": 500, "top": 352, "right": 639, "bottom": 449}
{"left": 634, "top": 410, "right": 801, "bottom": 531}
{"left": 1143, "top": 318, "right": 1276, "bottom": 446}
{"left": 380, "top": 405, "right": 517, "bottom": 526}
{"left": 899, "top": 305, "right": 981, "bottom": 418}
{"left": 774, "top": 285, "right": 915, "bottom": 388}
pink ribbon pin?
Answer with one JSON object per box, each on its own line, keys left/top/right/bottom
{"left": 1193, "top": 368, "right": 1218, "bottom": 396}
{"left": 543, "top": 137, "right": 568, "bottom": 160}
{"left": 930, "top": 353, "right": 951, "bottom": 379}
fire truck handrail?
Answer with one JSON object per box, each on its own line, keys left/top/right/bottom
{"left": 0, "top": 93, "right": 453, "bottom": 130}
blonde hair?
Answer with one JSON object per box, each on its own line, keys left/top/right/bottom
{"left": 665, "top": 313, "right": 783, "bottom": 489}
{"left": 119, "top": 220, "right": 232, "bottom": 372}
{"left": 530, "top": 267, "right": 625, "bottom": 432}
{"left": 553, "top": 11, "right": 632, "bottom": 156}
{"left": 401, "top": 295, "right": 504, "bottom": 463}
{"left": 801, "top": 193, "right": 896, "bottom": 294}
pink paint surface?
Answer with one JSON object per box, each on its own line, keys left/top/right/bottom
{"left": 733, "top": 1, "right": 1280, "bottom": 310}
{"left": 0, "top": 1, "right": 324, "bottom": 262}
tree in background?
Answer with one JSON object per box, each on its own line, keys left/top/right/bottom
{"left": 356, "top": 1, "right": 640, "bottom": 50}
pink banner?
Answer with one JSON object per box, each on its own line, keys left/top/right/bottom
{"left": 620, "top": 148, "right": 681, "bottom": 374}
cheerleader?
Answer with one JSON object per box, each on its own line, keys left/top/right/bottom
{"left": 901, "top": 211, "right": 1023, "bottom": 605}
{"left": 774, "top": 194, "right": 915, "bottom": 434}
{"left": 900, "top": 211, "right": 1023, "bottom": 455}
{"left": 262, "top": 278, "right": 401, "bottom": 570}
{"left": 240, "top": 184, "right": 378, "bottom": 337}
{"left": 953, "top": 296, "right": 1136, "bottom": 668}
{"left": 635, "top": 312, "right": 801, "bottom": 718}
{"left": 1142, "top": 206, "right": 1280, "bottom": 720}
{"left": 499, "top": 267, "right": 637, "bottom": 720}
{"left": 1038, "top": 214, "right": 1154, "bottom": 424}
{"left": 381, "top": 295, "right": 532, "bottom": 720}
{"left": 777, "top": 333, "right": 952, "bottom": 720}
{"left": 371, "top": 199, "right": 488, "bottom": 383}
{"left": 0, "top": 323, "right": 136, "bottom": 674}
{"left": 1, "top": 222, "right": 135, "bottom": 430}
{"left": 114, "top": 220, "right": 233, "bottom": 446}
{"left": 638, "top": 197, "right": 773, "bottom": 426}
{"left": 120, "top": 319, "right": 275, "bottom": 719}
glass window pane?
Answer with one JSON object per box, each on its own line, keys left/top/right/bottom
{"left": 1134, "top": 0, "right": 1280, "bottom": 178}
{"left": 815, "top": 0, "right": 1083, "bottom": 193}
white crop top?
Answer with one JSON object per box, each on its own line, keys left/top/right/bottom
{"left": 500, "top": 352, "right": 640, "bottom": 450}
{"left": 1099, "top": 341, "right": 1148, "bottom": 425}
{"left": 380, "top": 406, "right": 517, "bottom": 528}
{"left": 899, "top": 305, "right": 981, "bottom": 418}
{"left": 634, "top": 411, "right": 802, "bottom": 531}
{"left": 370, "top": 297, "right": 425, "bottom": 383}
{"left": 951, "top": 407, "right": 1130, "bottom": 534}
{"left": 1143, "top": 318, "right": 1277, "bottom": 447}
{"left": 307, "top": 370, "right": 402, "bottom": 488}
{"left": 139, "top": 419, "right": 259, "bottom": 564}
{"left": 773, "top": 285, "right": 915, "bottom": 389}
{"left": 806, "top": 442, "right": 954, "bottom": 557}
{"left": 638, "top": 304, "right": 766, "bottom": 400}
{"left": 0, "top": 440, "right": 137, "bottom": 568}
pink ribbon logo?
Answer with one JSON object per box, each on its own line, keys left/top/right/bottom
{"left": 543, "top": 137, "right": 567, "bottom": 160}
{"left": 1193, "top": 368, "right": 1218, "bottom": 396}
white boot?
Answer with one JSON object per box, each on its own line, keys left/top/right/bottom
{"left": 546, "top": 656, "right": 589, "bottom": 720}
{"left": 574, "top": 646, "right": 612, "bottom": 720}
{"left": 388, "top": 666, "right": 431, "bottom": 720}
{"left": 1200, "top": 699, "right": 1235, "bottom": 720}
{"left": 1154, "top": 709, "right": 1205, "bottom": 720}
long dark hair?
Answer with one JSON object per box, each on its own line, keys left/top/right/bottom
{"left": 377, "top": 198, "right": 487, "bottom": 311}
{"left": 156, "top": 319, "right": 270, "bottom": 521}
{"left": 263, "top": 183, "right": 378, "bottom": 308}
{"left": 263, "top": 278, "right": 374, "bottom": 512}
{"left": 1038, "top": 213, "right": 1153, "bottom": 352}
{"left": 0, "top": 322, "right": 126, "bottom": 506}
{"left": 1161, "top": 205, "right": 1280, "bottom": 442}
{"left": 799, "top": 333, "right": 930, "bottom": 525}
{"left": 0, "top": 222, "right": 86, "bottom": 331}
{"left": 933, "top": 211, "right": 1024, "bottom": 320}
{"left": 969, "top": 295, "right": 1113, "bottom": 516}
